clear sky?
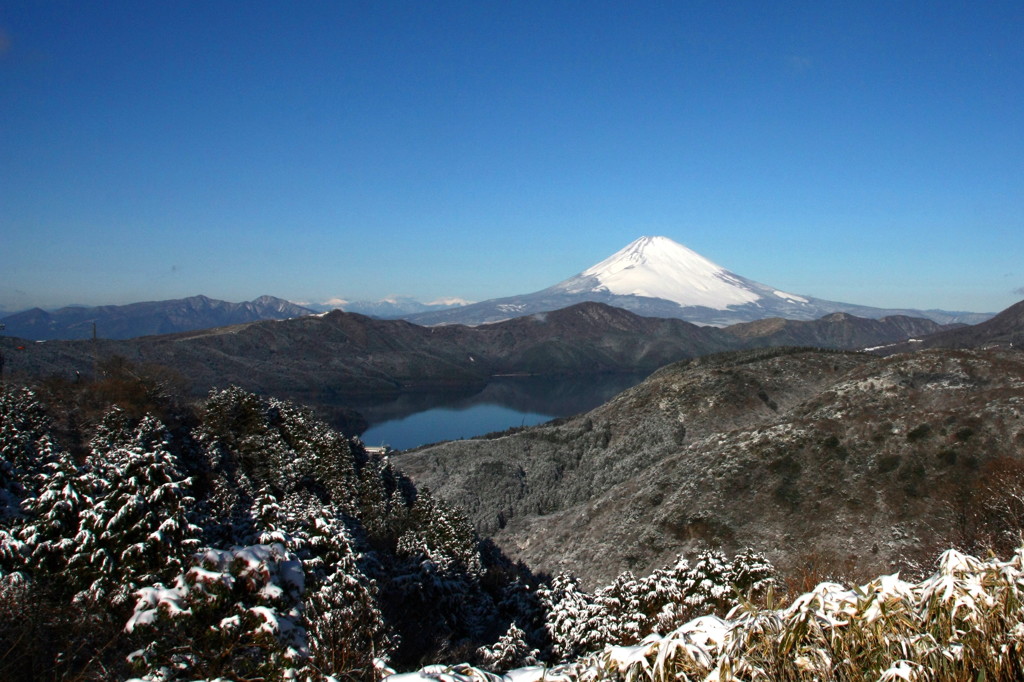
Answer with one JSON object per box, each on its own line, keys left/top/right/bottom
{"left": 1, "top": 1, "right": 1022, "bottom": 314}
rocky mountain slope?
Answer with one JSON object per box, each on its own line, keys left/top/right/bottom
{"left": 0, "top": 295, "right": 313, "bottom": 340}
{"left": 406, "top": 236, "right": 990, "bottom": 327}
{"left": 396, "top": 346, "right": 1024, "bottom": 586}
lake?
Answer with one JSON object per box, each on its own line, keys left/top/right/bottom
{"left": 355, "top": 372, "right": 649, "bottom": 451}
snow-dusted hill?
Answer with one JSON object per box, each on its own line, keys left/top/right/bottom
{"left": 406, "top": 236, "right": 990, "bottom": 327}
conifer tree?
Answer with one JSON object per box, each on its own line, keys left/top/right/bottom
{"left": 0, "top": 388, "right": 57, "bottom": 521}
{"left": 126, "top": 543, "right": 309, "bottom": 680}
{"left": 70, "top": 413, "right": 201, "bottom": 606}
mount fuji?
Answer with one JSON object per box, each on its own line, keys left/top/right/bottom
{"left": 407, "top": 236, "right": 989, "bottom": 327}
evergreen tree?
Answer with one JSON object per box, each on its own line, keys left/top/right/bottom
{"left": 477, "top": 622, "right": 537, "bottom": 672}
{"left": 126, "top": 543, "right": 309, "bottom": 681}
{"left": 16, "top": 456, "right": 92, "bottom": 585}
{"left": 70, "top": 413, "right": 201, "bottom": 606}
{"left": 303, "top": 518, "right": 389, "bottom": 680}
{"left": 0, "top": 388, "right": 57, "bottom": 522}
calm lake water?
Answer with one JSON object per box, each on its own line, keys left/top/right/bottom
{"left": 355, "top": 372, "right": 648, "bottom": 451}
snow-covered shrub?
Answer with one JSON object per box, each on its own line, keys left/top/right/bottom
{"left": 16, "top": 455, "right": 92, "bottom": 580}
{"left": 399, "top": 542, "right": 1024, "bottom": 682}
{"left": 126, "top": 543, "right": 309, "bottom": 681}
{"left": 476, "top": 622, "right": 538, "bottom": 672}
{"left": 537, "top": 573, "right": 606, "bottom": 660}
{"left": 538, "top": 550, "right": 775, "bottom": 661}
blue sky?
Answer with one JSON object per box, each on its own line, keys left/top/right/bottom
{"left": 1, "top": 1, "right": 1022, "bottom": 314}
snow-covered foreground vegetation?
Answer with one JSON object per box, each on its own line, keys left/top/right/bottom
{"left": 1, "top": 367, "right": 1023, "bottom": 681}
{"left": 395, "top": 544, "right": 1024, "bottom": 682}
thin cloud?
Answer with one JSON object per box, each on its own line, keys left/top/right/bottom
{"left": 1013, "top": 286, "right": 1024, "bottom": 297}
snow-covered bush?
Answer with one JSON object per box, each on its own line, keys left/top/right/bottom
{"left": 476, "top": 622, "right": 538, "bottom": 672}
{"left": 538, "top": 549, "right": 774, "bottom": 661}
{"left": 125, "top": 543, "right": 309, "bottom": 680}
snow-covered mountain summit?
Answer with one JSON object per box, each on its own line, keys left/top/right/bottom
{"left": 406, "top": 236, "right": 989, "bottom": 327}
{"left": 550, "top": 236, "right": 807, "bottom": 310}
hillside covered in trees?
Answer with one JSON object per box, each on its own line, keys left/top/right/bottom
{"left": 0, "top": 371, "right": 775, "bottom": 680}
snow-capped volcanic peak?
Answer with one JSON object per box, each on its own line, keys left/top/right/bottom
{"left": 561, "top": 236, "right": 763, "bottom": 310}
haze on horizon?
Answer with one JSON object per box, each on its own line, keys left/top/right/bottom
{"left": 2, "top": 2, "right": 1022, "bottom": 316}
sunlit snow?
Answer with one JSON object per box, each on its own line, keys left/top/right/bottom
{"left": 559, "top": 236, "right": 763, "bottom": 310}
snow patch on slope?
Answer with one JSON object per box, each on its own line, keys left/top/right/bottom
{"left": 566, "top": 236, "right": 761, "bottom": 310}
{"left": 773, "top": 290, "right": 808, "bottom": 303}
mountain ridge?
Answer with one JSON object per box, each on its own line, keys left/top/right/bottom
{"left": 307, "top": 295, "right": 473, "bottom": 318}
{"left": 3, "top": 301, "right": 946, "bottom": 384}
{"left": 0, "top": 294, "right": 314, "bottom": 340}
{"left": 879, "top": 299, "right": 1024, "bottom": 354}
{"left": 3, "top": 301, "right": 956, "bottom": 438}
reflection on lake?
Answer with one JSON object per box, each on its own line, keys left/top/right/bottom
{"left": 355, "top": 372, "right": 649, "bottom": 451}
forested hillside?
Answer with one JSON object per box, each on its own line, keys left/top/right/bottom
{"left": 0, "top": 374, "right": 777, "bottom": 680}
{"left": 0, "top": 377, "right": 542, "bottom": 679}
{"left": 400, "top": 347, "right": 1024, "bottom": 585}
{"left": 3, "top": 303, "right": 949, "bottom": 417}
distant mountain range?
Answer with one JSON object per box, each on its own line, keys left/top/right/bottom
{"left": 0, "top": 295, "right": 314, "bottom": 341}
{"left": 0, "top": 294, "right": 475, "bottom": 341}
{"left": 1, "top": 236, "right": 991, "bottom": 341}
{"left": 406, "top": 236, "right": 992, "bottom": 327}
